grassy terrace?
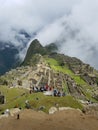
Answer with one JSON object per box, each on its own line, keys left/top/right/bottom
{"left": 45, "top": 57, "right": 86, "bottom": 85}
{"left": 45, "top": 57, "right": 96, "bottom": 101}
{"left": 0, "top": 86, "right": 83, "bottom": 114}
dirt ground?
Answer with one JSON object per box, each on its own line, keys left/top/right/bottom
{"left": 0, "top": 109, "right": 98, "bottom": 130}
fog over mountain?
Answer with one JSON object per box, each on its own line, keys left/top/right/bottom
{"left": 0, "top": 0, "right": 98, "bottom": 69}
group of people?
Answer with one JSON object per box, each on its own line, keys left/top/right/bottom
{"left": 29, "top": 84, "right": 66, "bottom": 97}
{"left": 29, "top": 84, "right": 52, "bottom": 93}
{"left": 53, "top": 89, "right": 66, "bottom": 97}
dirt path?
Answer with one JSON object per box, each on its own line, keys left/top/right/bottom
{"left": 0, "top": 109, "right": 98, "bottom": 130}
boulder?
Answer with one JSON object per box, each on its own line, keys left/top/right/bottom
{"left": 49, "top": 107, "right": 58, "bottom": 114}
{"left": 4, "top": 109, "right": 10, "bottom": 116}
{"left": 10, "top": 108, "right": 21, "bottom": 116}
{"left": 58, "top": 107, "right": 73, "bottom": 111}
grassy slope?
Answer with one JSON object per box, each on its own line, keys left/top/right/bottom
{"left": 0, "top": 85, "right": 82, "bottom": 114}
{"left": 0, "top": 86, "right": 28, "bottom": 113}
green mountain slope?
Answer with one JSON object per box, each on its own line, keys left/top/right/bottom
{"left": 0, "top": 39, "right": 98, "bottom": 114}
{"left": 22, "top": 39, "right": 58, "bottom": 66}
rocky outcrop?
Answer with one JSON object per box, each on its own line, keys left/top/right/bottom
{"left": 0, "top": 92, "right": 5, "bottom": 104}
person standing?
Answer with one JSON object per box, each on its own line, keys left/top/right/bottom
{"left": 17, "top": 113, "right": 20, "bottom": 119}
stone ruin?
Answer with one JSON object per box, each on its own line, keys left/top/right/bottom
{"left": 1, "top": 55, "right": 97, "bottom": 100}
{"left": 0, "top": 92, "right": 5, "bottom": 104}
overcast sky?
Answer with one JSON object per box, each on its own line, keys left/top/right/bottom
{"left": 0, "top": 0, "right": 98, "bottom": 69}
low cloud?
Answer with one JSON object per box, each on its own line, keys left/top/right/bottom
{"left": 0, "top": 0, "right": 98, "bottom": 69}
{"left": 0, "top": 0, "right": 76, "bottom": 45}
{"left": 34, "top": 0, "right": 98, "bottom": 69}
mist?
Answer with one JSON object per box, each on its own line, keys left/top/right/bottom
{"left": 0, "top": 0, "right": 98, "bottom": 69}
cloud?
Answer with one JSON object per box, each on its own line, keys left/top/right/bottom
{"left": 33, "top": 0, "right": 98, "bottom": 69}
{"left": 0, "top": 0, "right": 76, "bottom": 45}
{"left": 0, "top": 0, "right": 98, "bottom": 69}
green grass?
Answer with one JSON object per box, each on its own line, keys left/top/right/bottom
{"left": 0, "top": 86, "right": 28, "bottom": 113}
{"left": 0, "top": 86, "right": 83, "bottom": 114}
{"left": 45, "top": 57, "right": 93, "bottom": 87}
{"left": 0, "top": 86, "right": 27, "bottom": 101}
{"left": 29, "top": 94, "right": 83, "bottom": 113}
{"left": 45, "top": 58, "right": 72, "bottom": 74}
{"left": 73, "top": 76, "right": 86, "bottom": 85}
{"left": 63, "top": 82, "right": 69, "bottom": 93}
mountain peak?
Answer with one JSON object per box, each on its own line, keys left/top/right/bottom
{"left": 22, "top": 39, "right": 46, "bottom": 65}
{"left": 32, "top": 39, "right": 40, "bottom": 43}
{"left": 22, "top": 39, "right": 58, "bottom": 65}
